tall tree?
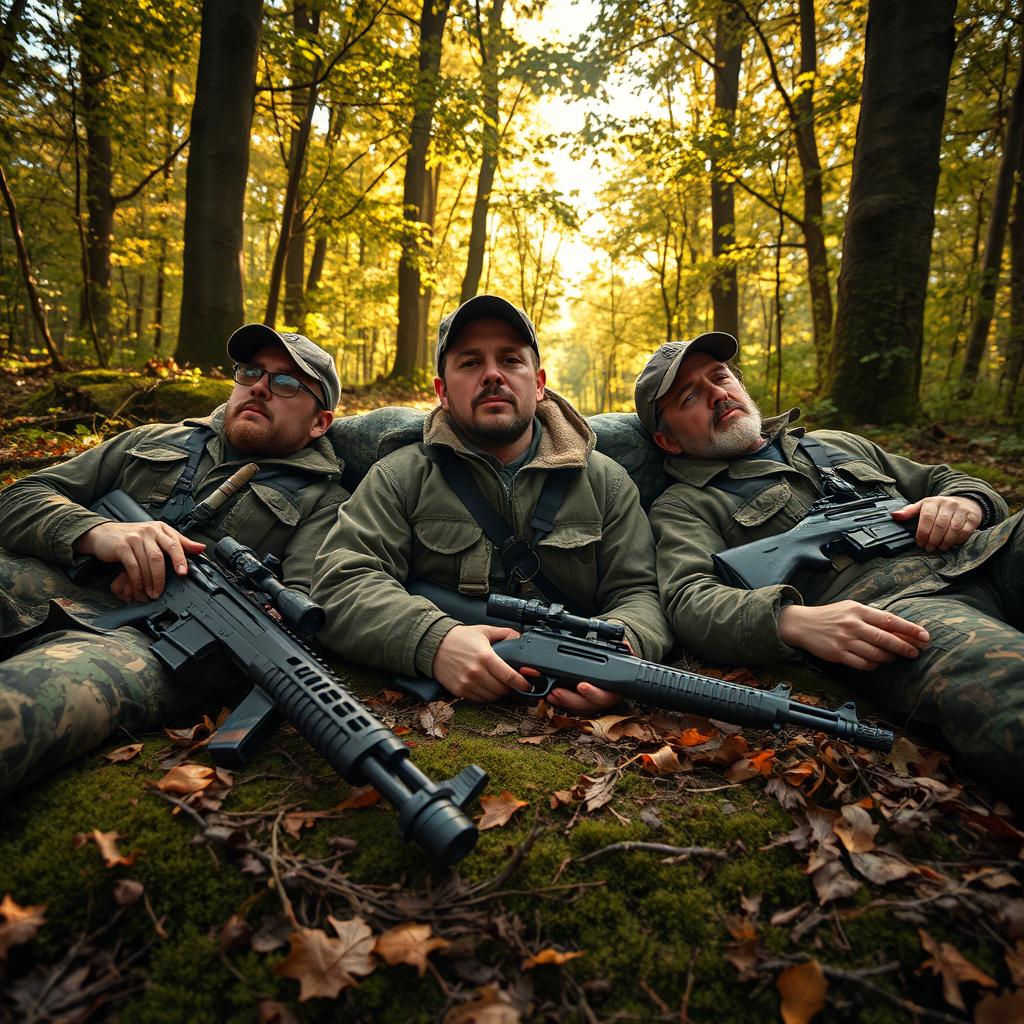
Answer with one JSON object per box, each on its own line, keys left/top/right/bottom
{"left": 959, "top": 30, "right": 1024, "bottom": 394}
{"left": 460, "top": 0, "right": 504, "bottom": 303}
{"left": 176, "top": 0, "right": 263, "bottom": 368}
{"left": 1004, "top": 130, "right": 1024, "bottom": 413}
{"left": 709, "top": 4, "right": 743, "bottom": 340}
{"left": 828, "top": 0, "right": 957, "bottom": 424}
{"left": 391, "top": 0, "right": 450, "bottom": 380}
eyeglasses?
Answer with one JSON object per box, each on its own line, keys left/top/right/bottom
{"left": 232, "top": 363, "right": 326, "bottom": 409}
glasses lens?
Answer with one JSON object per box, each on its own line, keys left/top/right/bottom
{"left": 234, "top": 364, "right": 263, "bottom": 385}
{"left": 268, "top": 373, "right": 301, "bottom": 398}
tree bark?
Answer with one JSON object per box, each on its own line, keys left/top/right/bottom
{"left": 78, "top": 0, "right": 114, "bottom": 347}
{"left": 152, "top": 71, "right": 175, "bottom": 353}
{"left": 0, "top": 0, "right": 27, "bottom": 80}
{"left": 391, "top": 0, "right": 450, "bottom": 379}
{"left": 0, "top": 163, "right": 65, "bottom": 370}
{"left": 1004, "top": 131, "right": 1024, "bottom": 413}
{"left": 460, "top": 0, "right": 504, "bottom": 303}
{"left": 267, "top": 2, "right": 320, "bottom": 330}
{"left": 959, "top": 31, "right": 1024, "bottom": 394}
{"left": 306, "top": 235, "right": 327, "bottom": 295}
{"left": 710, "top": 7, "right": 743, "bottom": 340}
{"left": 176, "top": 0, "right": 263, "bottom": 369}
{"left": 828, "top": 0, "right": 956, "bottom": 424}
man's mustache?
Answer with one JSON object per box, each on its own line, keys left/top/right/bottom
{"left": 713, "top": 399, "right": 747, "bottom": 425}
{"left": 240, "top": 399, "right": 270, "bottom": 417}
{"left": 473, "top": 386, "right": 516, "bottom": 409}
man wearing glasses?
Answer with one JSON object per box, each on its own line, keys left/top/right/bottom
{"left": 0, "top": 324, "right": 346, "bottom": 795}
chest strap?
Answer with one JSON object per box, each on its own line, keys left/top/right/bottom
{"left": 426, "top": 444, "right": 579, "bottom": 611}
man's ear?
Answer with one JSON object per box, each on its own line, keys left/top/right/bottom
{"left": 310, "top": 410, "right": 334, "bottom": 438}
{"left": 433, "top": 376, "right": 448, "bottom": 409}
{"left": 652, "top": 430, "right": 683, "bottom": 455}
{"left": 535, "top": 366, "right": 546, "bottom": 400}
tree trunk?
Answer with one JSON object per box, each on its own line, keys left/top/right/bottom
{"left": 1004, "top": 132, "right": 1024, "bottom": 413}
{"left": 709, "top": 8, "right": 742, "bottom": 340}
{"left": 0, "top": 0, "right": 27, "bottom": 80}
{"left": 0, "top": 163, "right": 65, "bottom": 370}
{"left": 460, "top": 0, "right": 504, "bottom": 303}
{"left": 78, "top": 0, "right": 113, "bottom": 347}
{"left": 391, "top": 0, "right": 450, "bottom": 380}
{"left": 306, "top": 235, "right": 327, "bottom": 294}
{"left": 795, "top": 0, "right": 832, "bottom": 391}
{"left": 267, "top": 2, "right": 320, "bottom": 330}
{"left": 176, "top": 0, "right": 263, "bottom": 369}
{"left": 418, "top": 163, "right": 440, "bottom": 369}
{"left": 152, "top": 72, "right": 175, "bottom": 353}
{"left": 828, "top": 0, "right": 956, "bottom": 424}
{"left": 959, "top": 31, "right": 1024, "bottom": 394}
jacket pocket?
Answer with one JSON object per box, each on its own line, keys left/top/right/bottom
{"left": 122, "top": 444, "right": 189, "bottom": 503}
{"left": 535, "top": 521, "right": 603, "bottom": 601}
{"left": 732, "top": 480, "right": 792, "bottom": 527}
{"left": 414, "top": 517, "right": 489, "bottom": 593}
{"left": 838, "top": 460, "right": 900, "bottom": 492}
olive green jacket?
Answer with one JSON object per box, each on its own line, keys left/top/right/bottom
{"left": 312, "top": 391, "right": 672, "bottom": 677}
{"left": 650, "top": 410, "right": 1010, "bottom": 665}
{"left": 0, "top": 406, "right": 347, "bottom": 593}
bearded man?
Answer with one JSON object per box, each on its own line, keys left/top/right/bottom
{"left": 637, "top": 333, "right": 1024, "bottom": 803}
{"left": 312, "top": 294, "right": 671, "bottom": 709}
{"left": 0, "top": 325, "right": 346, "bottom": 794}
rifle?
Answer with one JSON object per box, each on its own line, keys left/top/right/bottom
{"left": 82, "top": 490, "right": 488, "bottom": 867}
{"left": 712, "top": 493, "right": 916, "bottom": 590}
{"left": 403, "top": 581, "right": 894, "bottom": 752}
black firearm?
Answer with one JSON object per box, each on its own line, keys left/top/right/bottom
{"left": 403, "top": 581, "right": 894, "bottom": 752}
{"left": 712, "top": 493, "right": 916, "bottom": 590}
{"left": 83, "top": 490, "right": 487, "bottom": 867}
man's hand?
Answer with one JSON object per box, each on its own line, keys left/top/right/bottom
{"left": 74, "top": 521, "right": 205, "bottom": 601}
{"left": 891, "top": 495, "right": 984, "bottom": 552}
{"left": 432, "top": 624, "right": 533, "bottom": 702}
{"left": 547, "top": 682, "right": 620, "bottom": 712}
{"left": 778, "top": 601, "right": 929, "bottom": 670}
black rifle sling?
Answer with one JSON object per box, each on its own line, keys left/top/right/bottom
{"left": 709, "top": 436, "right": 860, "bottom": 505}
{"left": 426, "top": 444, "right": 579, "bottom": 612}
{"left": 154, "top": 425, "right": 319, "bottom": 525}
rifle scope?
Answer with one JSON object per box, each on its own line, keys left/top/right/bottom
{"left": 487, "top": 593, "right": 626, "bottom": 644}
{"left": 214, "top": 536, "right": 325, "bottom": 637}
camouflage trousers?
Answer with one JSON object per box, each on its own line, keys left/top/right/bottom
{"left": 0, "top": 551, "right": 238, "bottom": 797}
{"left": 844, "top": 517, "right": 1024, "bottom": 805}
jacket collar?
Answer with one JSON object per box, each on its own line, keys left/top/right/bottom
{"left": 663, "top": 407, "right": 804, "bottom": 486}
{"left": 424, "top": 389, "right": 594, "bottom": 470}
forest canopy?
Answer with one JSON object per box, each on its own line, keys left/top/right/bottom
{"left": 0, "top": 0, "right": 1022, "bottom": 427}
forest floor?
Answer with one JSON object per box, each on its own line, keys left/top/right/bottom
{"left": 1, "top": 360, "right": 1024, "bottom": 1024}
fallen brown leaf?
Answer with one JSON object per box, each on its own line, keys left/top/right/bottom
{"left": 112, "top": 879, "right": 144, "bottom": 906}
{"left": 973, "top": 989, "right": 1024, "bottom": 1024}
{"left": 0, "top": 894, "right": 46, "bottom": 961}
{"left": 104, "top": 743, "right": 143, "bottom": 763}
{"left": 150, "top": 763, "right": 215, "bottom": 795}
{"left": 640, "top": 744, "right": 685, "bottom": 775}
{"left": 419, "top": 700, "right": 455, "bottom": 739}
{"left": 443, "top": 984, "right": 522, "bottom": 1024}
{"left": 478, "top": 791, "right": 528, "bottom": 830}
{"left": 374, "top": 922, "right": 449, "bottom": 975}
{"left": 337, "top": 786, "right": 382, "bottom": 811}
{"left": 72, "top": 829, "right": 137, "bottom": 868}
{"left": 833, "top": 804, "right": 878, "bottom": 854}
{"left": 918, "top": 928, "right": 997, "bottom": 1010}
{"left": 1006, "top": 940, "right": 1024, "bottom": 987}
{"left": 777, "top": 959, "right": 827, "bottom": 1024}
{"left": 275, "top": 916, "right": 376, "bottom": 1001}
{"left": 725, "top": 748, "right": 775, "bottom": 782}
{"left": 522, "top": 948, "right": 585, "bottom": 969}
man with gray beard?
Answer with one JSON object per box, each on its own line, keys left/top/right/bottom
{"left": 635, "top": 333, "right": 1024, "bottom": 805}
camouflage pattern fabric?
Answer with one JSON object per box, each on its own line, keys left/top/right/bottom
{"left": 0, "top": 551, "right": 239, "bottom": 796}
{"left": 844, "top": 520, "right": 1024, "bottom": 804}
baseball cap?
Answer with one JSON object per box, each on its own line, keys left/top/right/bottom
{"left": 227, "top": 324, "right": 340, "bottom": 410}
{"left": 436, "top": 295, "right": 539, "bottom": 373}
{"left": 634, "top": 333, "right": 738, "bottom": 435}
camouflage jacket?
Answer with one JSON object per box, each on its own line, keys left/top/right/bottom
{"left": 0, "top": 406, "right": 347, "bottom": 595}
{"left": 311, "top": 391, "right": 673, "bottom": 677}
{"left": 650, "top": 409, "right": 1011, "bottom": 665}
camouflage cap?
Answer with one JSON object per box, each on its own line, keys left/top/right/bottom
{"left": 227, "top": 324, "right": 340, "bottom": 410}
{"left": 634, "top": 333, "right": 738, "bottom": 435}
{"left": 436, "top": 295, "right": 539, "bottom": 374}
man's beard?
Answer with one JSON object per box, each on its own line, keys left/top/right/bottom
{"left": 225, "top": 400, "right": 275, "bottom": 454}
{"left": 452, "top": 389, "right": 533, "bottom": 448}
{"left": 677, "top": 398, "right": 764, "bottom": 459}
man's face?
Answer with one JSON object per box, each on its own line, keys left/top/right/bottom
{"left": 224, "top": 345, "right": 334, "bottom": 457}
{"left": 653, "top": 352, "right": 763, "bottom": 458}
{"left": 434, "top": 318, "right": 546, "bottom": 452}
